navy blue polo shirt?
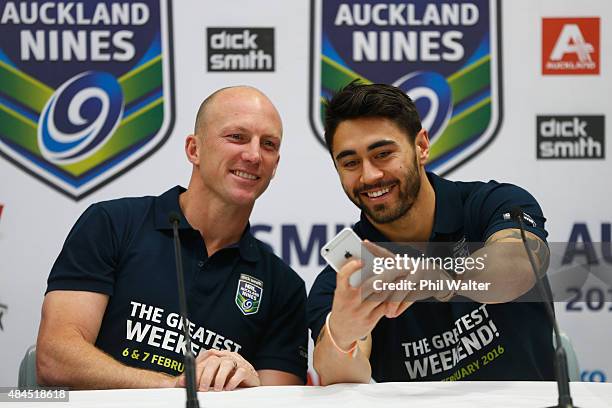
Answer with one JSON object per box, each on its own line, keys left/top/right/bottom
{"left": 307, "top": 173, "right": 555, "bottom": 382}
{"left": 47, "top": 186, "right": 308, "bottom": 382}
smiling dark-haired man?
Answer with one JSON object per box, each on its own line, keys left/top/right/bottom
{"left": 37, "top": 86, "right": 307, "bottom": 391}
{"left": 307, "top": 81, "right": 554, "bottom": 384}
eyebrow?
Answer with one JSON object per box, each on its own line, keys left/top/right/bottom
{"left": 220, "top": 126, "right": 281, "bottom": 141}
{"left": 335, "top": 140, "right": 398, "bottom": 161}
{"left": 220, "top": 126, "right": 250, "bottom": 135}
{"left": 367, "top": 140, "right": 398, "bottom": 150}
{"left": 335, "top": 149, "right": 356, "bottom": 161}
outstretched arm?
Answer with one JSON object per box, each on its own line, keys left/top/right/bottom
{"left": 450, "top": 228, "right": 550, "bottom": 303}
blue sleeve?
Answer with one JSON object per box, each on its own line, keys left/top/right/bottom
{"left": 464, "top": 182, "right": 549, "bottom": 242}
{"left": 46, "top": 204, "right": 119, "bottom": 296}
{"left": 252, "top": 268, "right": 308, "bottom": 383}
{"left": 306, "top": 266, "right": 337, "bottom": 343}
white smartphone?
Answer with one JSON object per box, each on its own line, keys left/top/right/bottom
{"left": 321, "top": 228, "right": 375, "bottom": 287}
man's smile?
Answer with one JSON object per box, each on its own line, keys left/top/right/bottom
{"left": 231, "top": 170, "right": 260, "bottom": 181}
{"left": 358, "top": 184, "right": 397, "bottom": 202}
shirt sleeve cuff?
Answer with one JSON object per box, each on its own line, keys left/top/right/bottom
{"left": 46, "top": 279, "right": 114, "bottom": 296}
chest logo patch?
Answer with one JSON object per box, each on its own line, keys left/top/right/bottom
{"left": 235, "top": 274, "right": 263, "bottom": 316}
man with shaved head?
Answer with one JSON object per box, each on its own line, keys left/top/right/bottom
{"left": 37, "top": 86, "right": 307, "bottom": 390}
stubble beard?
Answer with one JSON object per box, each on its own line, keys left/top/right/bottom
{"left": 349, "top": 162, "right": 422, "bottom": 224}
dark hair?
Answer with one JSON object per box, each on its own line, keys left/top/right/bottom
{"left": 324, "top": 80, "right": 422, "bottom": 154}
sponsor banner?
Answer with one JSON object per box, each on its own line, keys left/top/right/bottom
{"left": 0, "top": 1, "right": 175, "bottom": 199}
{"left": 542, "top": 17, "right": 600, "bottom": 75}
{"left": 559, "top": 222, "right": 612, "bottom": 310}
{"left": 536, "top": 115, "right": 604, "bottom": 159}
{"left": 207, "top": 28, "right": 275, "bottom": 72}
{"left": 309, "top": 0, "right": 503, "bottom": 175}
{"left": 251, "top": 222, "right": 350, "bottom": 267}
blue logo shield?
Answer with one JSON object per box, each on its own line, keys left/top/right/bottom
{"left": 0, "top": 1, "right": 175, "bottom": 199}
{"left": 309, "top": 0, "right": 502, "bottom": 174}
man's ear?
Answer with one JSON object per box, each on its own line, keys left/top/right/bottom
{"left": 414, "top": 129, "right": 430, "bottom": 165}
{"left": 185, "top": 134, "right": 200, "bottom": 165}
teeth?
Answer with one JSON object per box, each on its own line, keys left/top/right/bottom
{"left": 367, "top": 187, "right": 390, "bottom": 198}
{"left": 233, "top": 170, "right": 258, "bottom": 180}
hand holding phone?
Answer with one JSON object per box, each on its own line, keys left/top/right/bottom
{"left": 321, "top": 228, "right": 375, "bottom": 287}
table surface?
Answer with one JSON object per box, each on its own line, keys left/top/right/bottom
{"left": 8, "top": 381, "right": 612, "bottom": 408}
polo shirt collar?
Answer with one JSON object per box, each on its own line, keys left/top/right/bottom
{"left": 357, "top": 212, "right": 389, "bottom": 242}
{"left": 154, "top": 186, "right": 260, "bottom": 262}
{"left": 356, "top": 172, "right": 464, "bottom": 241}
{"left": 154, "top": 186, "right": 191, "bottom": 230}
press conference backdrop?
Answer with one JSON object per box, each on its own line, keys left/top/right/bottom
{"left": 0, "top": 0, "right": 610, "bottom": 387}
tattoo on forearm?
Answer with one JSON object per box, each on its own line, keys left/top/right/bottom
{"left": 526, "top": 236, "right": 550, "bottom": 276}
{"left": 486, "top": 230, "right": 550, "bottom": 276}
{"left": 486, "top": 229, "right": 522, "bottom": 244}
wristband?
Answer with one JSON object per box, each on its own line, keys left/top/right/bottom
{"left": 325, "top": 312, "right": 358, "bottom": 357}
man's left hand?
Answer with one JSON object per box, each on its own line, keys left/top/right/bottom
{"left": 177, "top": 349, "right": 260, "bottom": 391}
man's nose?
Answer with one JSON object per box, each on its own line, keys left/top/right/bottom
{"left": 242, "top": 138, "right": 262, "bottom": 164}
{"left": 360, "top": 159, "right": 383, "bottom": 184}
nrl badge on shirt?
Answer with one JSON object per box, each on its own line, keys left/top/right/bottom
{"left": 235, "top": 274, "right": 263, "bottom": 316}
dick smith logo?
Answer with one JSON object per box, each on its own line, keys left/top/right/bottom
{"left": 207, "top": 28, "right": 274, "bottom": 72}
{"left": 537, "top": 115, "right": 604, "bottom": 159}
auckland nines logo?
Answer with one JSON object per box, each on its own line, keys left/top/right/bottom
{"left": 309, "top": 0, "right": 503, "bottom": 175}
{"left": 0, "top": 1, "right": 175, "bottom": 199}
